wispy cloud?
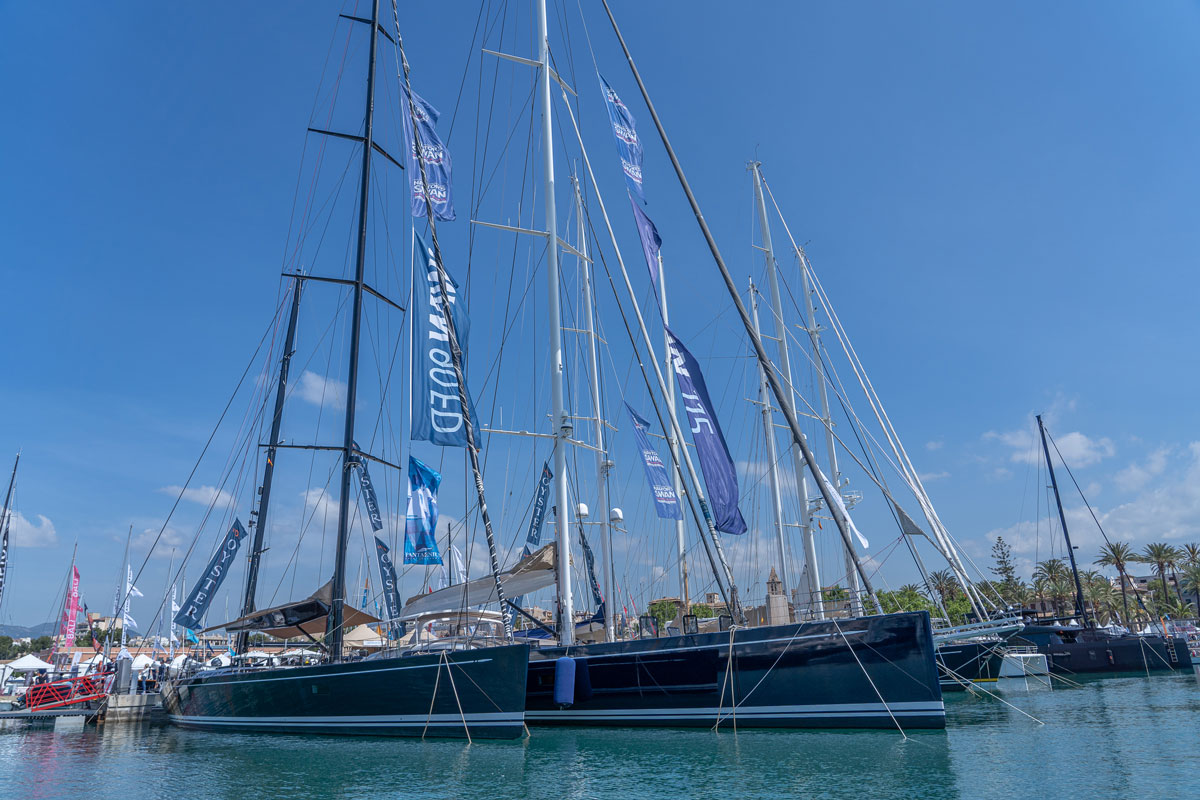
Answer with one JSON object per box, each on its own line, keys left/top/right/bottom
{"left": 5, "top": 511, "right": 57, "bottom": 547}
{"left": 925, "top": 440, "right": 944, "bottom": 451}
{"left": 302, "top": 487, "right": 338, "bottom": 520}
{"left": 984, "top": 441, "right": 1200, "bottom": 578}
{"left": 918, "top": 471, "right": 950, "bottom": 482}
{"left": 984, "top": 411, "right": 1114, "bottom": 468}
{"left": 132, "top": 525, "right": 187, "bottom": 558}
{"left": 297, "top": 370, "right": 347, "bottom": 411}
{"left": 1114, "top": 446, "right": 1170, "bottom": 493}
{"left": 158, "top": 484, "right": 235, "bottom": 510}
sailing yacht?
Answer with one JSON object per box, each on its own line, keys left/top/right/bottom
{"left": 160, "top": 0, "right": 528, "bottom": 739}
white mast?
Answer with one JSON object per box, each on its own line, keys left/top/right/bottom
{"left": 749, "top": 280, "right": 791, "bottom": 608}
{"left": 797, "top": 237, "right": 864, "bottom": 616}
{"left": 573, "top": 175, "right": 617, "bottom": 642}
{"left": 119, "top": 526, "right": 131, "bottom": 649}
{"left": 657, "top": 252, "right": 690, "bottom": 619}
{"left": 750, "top": 163, "right": 823, "bottom": 620}
{"left": 537, "top": 0, "right": 574, "bottom": 645}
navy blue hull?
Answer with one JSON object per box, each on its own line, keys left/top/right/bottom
{"left": 161, "top": 644, "right": 529, "bottom": 739}
{"left": 937, "top": 641, "right": 1007, "bottom": 691}
{"left": 525, "top": 611, "right": 944, "bottom": 729}
{"left": 1013, "top": 628, "right": 1193, "bottom": 675}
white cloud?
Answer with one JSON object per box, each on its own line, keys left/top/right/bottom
{"left": 6, "top": 511, "right": 57, "bottom": 547}
{"left": 302, "top": 487, "right": 338, "bottom": 520}
{"left": 918, "top": 471, "right": 950, "bottom": 482}
{"left": 297, "top": 370, "right": 347, "bottom": 410}
{"left": 1114, "top": 446, "right": 1170, "bottom": 493}
{"left": 984, "top": 442, "right": 1200, "bottom": 577}
{"left": 925, "top": 440, "right": 944, "bottom": 451}
{"left": 158, "top": 484, "right": 235, "bottom": 510}
{"left": 984, "top": 414, "right": 1114, "bottom": 468}
{"left": 132, "top": 526, "right": 187, "bottom": 557}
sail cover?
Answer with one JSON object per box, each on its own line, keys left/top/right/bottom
{"left": 210, "top": 581, "right": 380, "bottom": 640}
{"left": 399, "top": 543, "right": 556, "bottom": 620}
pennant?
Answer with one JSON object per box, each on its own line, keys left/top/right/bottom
{"left": 373, "top": 536, "right": 403, "bottom": 634}
{"left": 816, "top": 465, "right": 869, "bottom": 549}
{"left": 410, "top": 233, "right": 479, "bottom": 447}
{"left": 666, "top": 329, "right": 747, "bottom": 534}
{"left": 403, "top": 457, "right": 443, "bottom": 565}
{"left": 127, "top": 565, "right": 143, "bottom": 599}
{"left": 439, "top": 544, "right": 466, "bottom": 588}
{"left": 626, "top": 404, "right": 682, "bottom": 520}
{"left": 629, "top": 197, "right": 662, "bottom": 287}
{"left": 350, "top": 440, "right": 384, "bottom": 531}
{"left": 174, "top": 519, "right": 249, "bottom": 630}
{"left": 401, "top": 87, "right": 455, "bottom": 221}
{"left": 0, "top": 517, "right": 8, "bottom": 609}
{"left": 577, "top": 525, "right": 604, "bottom": 608}
{"left": 512, "top": 462, "right": 553, "bottom": 611}
{"left": 599, "top": 75, "right": 645, "bottom": 202}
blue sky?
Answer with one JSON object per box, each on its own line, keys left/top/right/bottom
{"left": 2, "top": 1, "right": 1199, "bottom": 628}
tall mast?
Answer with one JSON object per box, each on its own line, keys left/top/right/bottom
{"left": 749, "top": 280, "right": 790, "bottom": 607}
{"left": 600, "top": 0, "right": 880, "bottom": 611}
{"left": 656, "top": 252, "right": 690, "bottom": 619}
{"left": 119, "top": 526, "right": 131, "bottom": 649}
{"left": 750, "top": 164, "right": 821, "bottom": 619}
{"left": 573, "top": 176, "right": 616, "bottom": 641}
{"left": 0, "top": 453, "right": 18, "bottom": 617}
{"left": 536, "top": 0, "right": 575, "bottom": 646}
{"left": 238, "top": 277, "right": 303, "bottom": 654}
{"left": 1037, "top": 414, "right": 1088, "bottom": 626}
{"left": 795, "top": 241, "right": 863, "bottom": 615}
{"left": 326, "top": 0, "right": 380, "bottom": 660}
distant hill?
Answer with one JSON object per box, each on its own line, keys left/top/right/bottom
{"left": 0, "top": 622, "right": 59, "bottom": 639}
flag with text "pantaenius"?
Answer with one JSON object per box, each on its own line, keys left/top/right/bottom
{"left": 599, "top": 75, "right": 646, "bottom": 202}
{"left": 403, "top": 457, "right": 443, "bottom": 565}
{"left": 626, "top": 403, "right": 682, "bottom": 520}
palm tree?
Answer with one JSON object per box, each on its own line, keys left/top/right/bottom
{"left": 1096, "top": 541, "right": 1136, "bottom": 625}
{"left": 928, "top": 569, "right": 959, "bottom": 606}
{"left": 1181, "top": 543, "right": 1200, "bottom": 568}
{"left": 1048, "top": 575, "right": 1074, "bottom": 619}
{"left": 1179, "top": 565, "right": 1200, "bottom": 612}
{"left": 1034, "top": 559, "right": 1070, "bottom": 616}
{"left": 1082, "top": 571, "right": 1117, "bottom": 625}
{"left": 1137, "top": 543, "right": 1183, "bottom": 606}
{"left": 1160, "top": 597, "right": 1196, "bottom": 620}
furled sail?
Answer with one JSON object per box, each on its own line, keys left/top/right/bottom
{"left": 399, "top": 543, "right": 556, "bottom": 620}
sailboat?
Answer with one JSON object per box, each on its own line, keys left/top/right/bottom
{"left": 398, "top": 0, "right": 945, "bottom": 730}
{"left": 160, "top": 0, "right": 528, "bottom": 739}
{"left": 1006, "top": 416, "right": 1194, "bottom": 676}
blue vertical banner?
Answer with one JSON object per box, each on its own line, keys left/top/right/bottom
{"left": 410, "top": 233, "right": 478, "bottom": 447}
{"left": 512, "top": 461, "right": 553, "bottom": 611}
{"left": 665, "top": 330, "right": 747, "bottom": 535}
{"left": 401, "top": 87, "right": 455, "bottom": 221}
{"left": 599, "top": 75, "right": 646, "bottom": 203}
{"left": 626, "top": 404, "right": 682, "bottom": 520}
{"left": 404, "top": 457, "right": 444, "bottom": 565}
{"left": 174, "top": 519, "right": 249, "bottom": 629}
{"left": 373, "top": 536, "right": 403, "bottom": 633}
{"left": 524, "top": 461, "right": 553, "bottom": 555}
{"left": 629, "top": 197, "right": 663, "bottom": 287}
{"left": 350, "top": 441, "right": 384, "bottom": 531}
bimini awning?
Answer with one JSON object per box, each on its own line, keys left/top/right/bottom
{"left": 399, "top": 543, "right": 557, "bottom": 621}
{"left": 208, "top": 580, "right": 380, "bottom": 640}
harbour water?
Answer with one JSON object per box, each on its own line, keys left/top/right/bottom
{"left": 2, "top": 674, "right": 1196, "bottom": 799}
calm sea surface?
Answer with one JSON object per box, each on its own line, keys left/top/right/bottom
{"left": 1, "top": 673, "right": 1197, "bottom": 799}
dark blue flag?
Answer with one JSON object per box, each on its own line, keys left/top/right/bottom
{"left": 511, "top": 461, "right": 553, "bottom": 611}
{"left": 600, "top": 75, "right": 646, "bottom": 202}
{"left": 629, "top": 196, "right": 662, "bottom": 288}
{"left": 174, "top": 519, "right": 249, "bottom": 629}
{"left": 411, "top": 233, "right": 478, "bottom": 447}
{"left": 351, "top": 441, "right": 384, "bottom": 532}
{"left": 404, "top": 457, "right": 443, "bottom": 565}
{"left": 626, "top": 403, "right": 682, "bottom": 520}
{"left": 401, "top": 87, "right": 454, "bottom": 221}
{"left": 374, "top": 536, "right": 403, "bottom": 636}
{"left": 665, "top": 330, "right": 747, "bottom": 535}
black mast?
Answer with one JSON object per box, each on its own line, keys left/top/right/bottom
{"left": 0, "top": 453, "right": 18, "bottom": 611}
{"left": 1036, "top": 414, "right": 1089, "bottom": 626}
{"left": 326, "top": 0, "right": 380, "bottom": 661}
{"left": 236, "top": 278, "right": 303, "bottom": 654}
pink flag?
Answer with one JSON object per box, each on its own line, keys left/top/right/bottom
{"left": 60, "top": 566, "right": 80, "bottom": 648}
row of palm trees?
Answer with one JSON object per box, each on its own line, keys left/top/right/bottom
{"left": 920, "top": 542, "right": 1200, "bottom": 625}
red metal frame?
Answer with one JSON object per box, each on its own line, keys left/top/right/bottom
{"left": 23, "top": 672, "right": 115, "bottom": 711}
